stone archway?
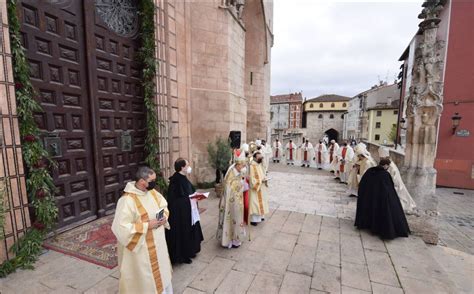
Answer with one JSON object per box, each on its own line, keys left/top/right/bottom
{"left": 325, "top": 128, "right": 339, "bottom": 143}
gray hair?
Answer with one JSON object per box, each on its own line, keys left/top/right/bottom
{"left": 135, "top": 166, "right": 155, "bottom": 181}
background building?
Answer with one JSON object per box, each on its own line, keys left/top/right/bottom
{"left": 270, "top": 92, "right": 302, "bottom": 131}
{"left": 367, "top": 101, "right": 399, "bottom": 146}
{"left": 398, "top": 0, "right": 473, "bottom": 189}
{"left": 343, "top": 82, "right": 400, "bottom": 141}
{"left": 302, "top": 94, "right": 350, "bottom": 143}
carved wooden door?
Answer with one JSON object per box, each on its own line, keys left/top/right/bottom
{"left": 19, "top": 0, "right": 98, "bottom": 228}
{"left": 19, "top": 0, "right": 146, "bottom": 228}
{"left": 84, "top": 0, "right": 146, "bottom": 216}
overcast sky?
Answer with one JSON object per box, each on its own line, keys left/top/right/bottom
{"left": 270, "top": 0, "right": 424, "bottom": 99}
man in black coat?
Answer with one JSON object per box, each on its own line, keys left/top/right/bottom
{"left": 165, "top": 158, "right": 204, "bottom": 264}
{"left": 355, "top": 158, "right": 411, "bottom": 240}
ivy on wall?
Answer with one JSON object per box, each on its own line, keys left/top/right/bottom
{"left": 0, "top": 0, "right": 164, "bottom": 276}
{"left": 0, "top": 0, "right": 58, "bottom": 277}
{"left": 139, "top": 0, "right": 167, "bottom": 194}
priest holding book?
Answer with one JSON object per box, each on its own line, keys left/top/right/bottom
{"left": 165, "top": 158, "right": 204, "bottom": 264}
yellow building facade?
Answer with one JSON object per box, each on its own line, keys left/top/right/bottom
{"left": 304, "top": 101, "right": 348, "bottom": 112}
{"left": 367, "top": 106, "right": 399, "bottom": 145}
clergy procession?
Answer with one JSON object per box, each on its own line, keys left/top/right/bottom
{"left": 111, "top": 136, "right": 417, "bottom": 294}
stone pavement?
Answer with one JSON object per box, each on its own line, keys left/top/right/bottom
{"left": 0, "top": 163, "right": 473, "bottom": 294}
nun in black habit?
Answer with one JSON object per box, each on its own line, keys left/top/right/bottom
{"left": 355, "top": 158, "right": 411, "bottom": 240}
{"left": 165, "top": 158, "right": 204, "bottom": 264}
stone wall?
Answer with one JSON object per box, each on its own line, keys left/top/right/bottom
{"left": 0, "top": 5, "right": 31, "bottom": 263}
{"left": 244, "top": 0, "right": 271, "bottom": 142}
{"left": 305, "top": 111, "right": 345, "bottom": 144}
{"left": 365, "top": 141, "right": 404, "bottom": 167}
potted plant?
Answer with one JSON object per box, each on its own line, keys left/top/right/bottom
{"left": 207, "top": 136, "right": 232, "bottom": 197}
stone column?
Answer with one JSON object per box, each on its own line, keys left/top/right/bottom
{"left": 402, "top": 0, "right": 446, "bottom": 244}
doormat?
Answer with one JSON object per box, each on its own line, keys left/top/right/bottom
{"left": 43, "top": 215, "right": 118, "bottom": 269}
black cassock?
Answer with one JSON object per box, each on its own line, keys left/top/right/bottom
{"left": 355, "top": 166, "right": 410, "bottom": 240}
{"left": 165, "top": 172, "right": 204, "bottom": 263}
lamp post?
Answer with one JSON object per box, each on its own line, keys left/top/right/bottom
{"left": 451, "top": 112, "right": 462, "bottom": 134}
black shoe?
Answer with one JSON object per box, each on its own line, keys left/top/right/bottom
{"left": 232, "top": 245, "right": 240, "bottom": 248}
{"left": 250, "top": 222, "right": 258, "bottom": 226}
{"left": 301, "top": 164, "right": 305, "bottom": 167}
{"left": 318, "top": 168, "right": 322, "bottom": 170}
{"left": 184, "top": 258, "right": 193, "bottom": 264}
{"left": 287, "top": 163, "right": 290, "bottom": 165}
{"left": 307, "top": 165, "right": 310, "bottom": 168}
{"left": 349, "top": 194, "right": 357, "bottom": 197}
{"left": 330, "top": 171, "right": 334, "bottom": 173}
{"left": 261, "top": 218, "right": 265, "bottom": 221}
{"left": 335, "top": 177, "right": 340, "bottom": 180}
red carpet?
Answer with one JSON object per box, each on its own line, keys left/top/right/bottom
{"left": 44, "top": 215, "right": 118, "bottom": 269}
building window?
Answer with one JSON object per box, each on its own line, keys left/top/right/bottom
{"left": 375, "top": 134, "right": 380, "bottom": 141}
{"left": 319, "top": 103, "right": 324, "bottom": 108}
{"left": 331, "top": 103, "right": 335, "bottom": 108}
{"left": 375, "top": 122, "right": 381, "bottom": 128}
{"left": 329, "top": 114, "right": 334, "bottom": 119}
{"left": 250, "top": 72, "right": 253, "bottom": 85}
{"left": 376, "top": 110, "right": 382, "bottom": 117}
{"left": 393, "top": 110, "right": 398, "bottom": 115}
{"left": 342, "top": 103, "right": 347, "bottom": 107}
{"left": 310, "top": 103, "right": 314, "bottom": 108}
{"left": 293, "top": 112, "right": 296, "bottom": 118}
{"left": 318, "top": 114, "right": 323, "bottom": 119}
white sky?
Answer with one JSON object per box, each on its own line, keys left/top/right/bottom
{"left": 270, "top": 0, "right": 424, "bottom": 99}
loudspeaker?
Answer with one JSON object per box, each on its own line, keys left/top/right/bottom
{"left": 229, "top": 131, "right": 241, "bottom": 149}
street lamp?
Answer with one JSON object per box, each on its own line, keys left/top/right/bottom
{"left": 451, "top": 112, "right": 462, "bottom": 134}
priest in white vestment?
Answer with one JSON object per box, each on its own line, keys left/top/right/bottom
{"left": 347, "top": 143, "right": 377, "bottom": 197}
{"left": 216, "top": 149, "right": 248, "bottom": 248}
{"left": 300, "top": 139, "right": 314, "bottom": 167}
{"left": 112, "top": 166, "right": 173, "bottom": 294}
{"left": 337, "top": 141, "right": 354, "bottom": 184}
{"left": 285, "top": 139, "right": 296, "bottom": 165}
{"left": 378, "top": 147, "right": 417, "bottom": 213}
{"left": 272, "top": 139, "right": 283, "bottom": 163}
{"left": 315, "top": 140, "right": 328, "bottom": 170}
{"left": 248, "top": 151, "right": 269, "bottom": 225}
{"left": 328, "top": 140, "right": 340, "bottom": 174}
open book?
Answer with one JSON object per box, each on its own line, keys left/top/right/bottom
{"left": 189, "top": 192, "right": 210, "bottom": 200}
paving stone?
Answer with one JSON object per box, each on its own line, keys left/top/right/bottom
{"left": 171, "top": 259, "right": 208, "bottom": 294}
{"left": 194, "top": 238, "right": 219, "bottom": 263}
{"left": 247, "top": 271, "right": 282, "bottom": 294}
{"left": 297, "top": 232, "right": 319, "bottom": 248}
{"left": 360, "top": 230, "right": 387, "bottom": 252}
{"left": 341, "top": 261, "right": 371, "bottom": 292}
{"left": 189, "top": 257, "right": 235, "bottom": 292}
{"left": 319, "top": 225, "right": 340, "bottom": 243}
{"left": 311, "top": 262, "right": 341, "bottom": 294}
{"left": 341, "top": 285, "right": 371, "bottom": 293}
{"left": 340, "top": 234, "right": 366, "bottom": 265}
{"left": 83, "top": 276, "right": 118, "bottom": 294}
{"left": 109, "top": 268, "right": 120, "bottom": 279}
{"left": 281, "top": 218, "right": 304, "bottom": 235}
{"left": 302, "top": 214, "right": 322, "bottom": 234}
{"left": 365, "top": 249, "right": 400, "bottom": 287}
{"left": 272, "top": 232, "right": 298, "bottom": 252}
{"left": 233, "top": 249, "right": 265, "bottom": 274}
{"left": 339, "top": 219, "right": 360, "bottom": 236}
{"left": 371, "top": 282, "right": 403, "bottom": 294}
{"left": 398, "top": 275, "right": 456, "bottom": 293}
{"left": 315, "top": 240, "right": 341, "bottom": 267}
{"left": 39, "top": 259, "right": 111, "bottom": 291}
{"left": 248, "top": 235, "right": 273, "bottom": 253}
{"left": 321, "top": 216, "right": 340, "bottom": 228}
{"left": 280, "top": 271, "right": 312, "bottom": 294}
{"left": 288, "top": 244, "right": 317, "bottom": 276}
{"left": 215, "top": 270, "right": 255, "bottom": 294}
{"left": 182, "top": 288, "right": 206, "bottom": 294}
{"left": 311, "top": 290, "right": 330, "bottom": 294}
{"left": 262, "top": 248, "right": 292, "bottom": 276}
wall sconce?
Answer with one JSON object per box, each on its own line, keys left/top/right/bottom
{"left": 451, "top": 112, "right": 462, "bottom": 134}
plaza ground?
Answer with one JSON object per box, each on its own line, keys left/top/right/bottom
{"left": 0, "top": 163, "right": 472, "bottom": 293}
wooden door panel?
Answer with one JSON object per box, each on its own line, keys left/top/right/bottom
{"left": 84, "top": 0, "right": 146, "bottom": 214}
{"left": 20, "top": 0, "right": 98, "bottom": 227}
